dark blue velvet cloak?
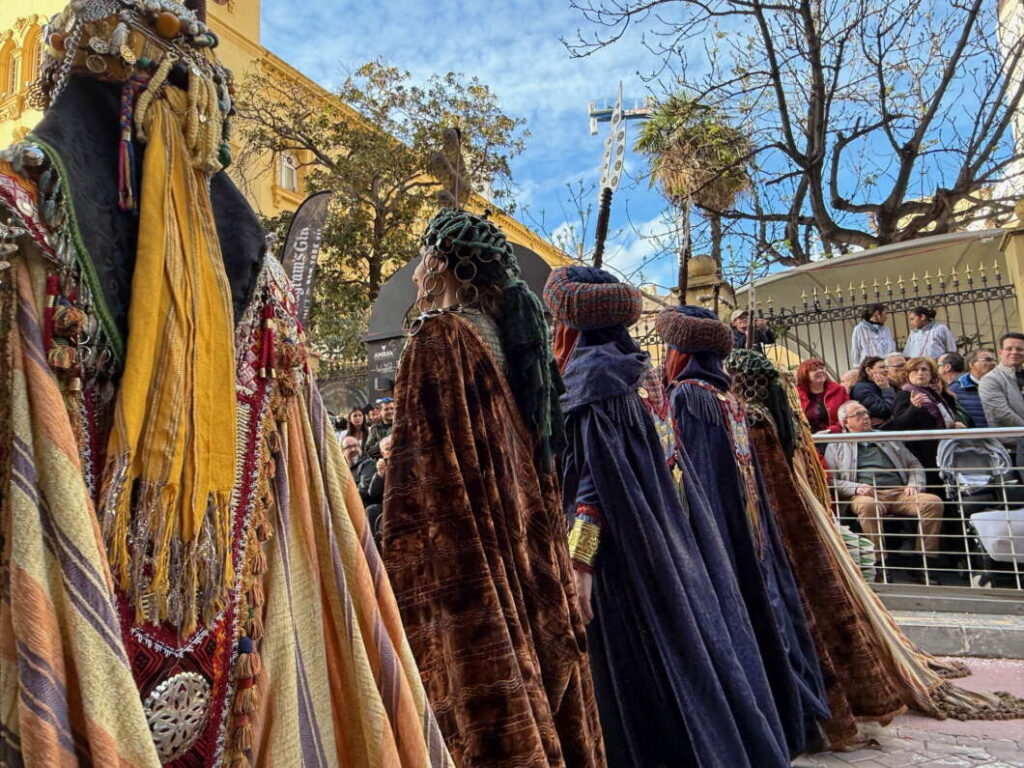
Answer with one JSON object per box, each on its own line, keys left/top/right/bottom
{"left": 560, "top": 330, "right": 791, "bottom": 768}
{"left": 668, "top": 353, "right": 829, "bottom": 758}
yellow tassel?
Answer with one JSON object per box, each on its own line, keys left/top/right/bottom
{"left": 228, "top": 753, "right": 249, "bottom": 768}
{"left": 233, "top": 723, "right": 253, "bottom": 752}
{"left": 236, "top": 649, "right": 262, "bottom": 679}
{"left": 249, "top": 581, "right": 264, "bottom": 608}
{"left": 250, "top": 546, "right": 267, "bottom": 576}
{"left": 233, "top": 685, "right": 259, "bottom": 715}
{"left": 248, "top": 612, "right": 264, "bottom": 642}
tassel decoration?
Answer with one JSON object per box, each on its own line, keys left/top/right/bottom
{"left": 53, "top": 302, "right": 87, "bottom": 337}
{"left": 118, "top": 77, "right": 148, "bottom": 212}
{"left": 48, "top": 342, "right": 77, "bottom": 371}
{"left": 43, "top": 273, "right": 59, "bottom": 351}
{"left": 258, "top": 304, "right": 275, "bottom": 379}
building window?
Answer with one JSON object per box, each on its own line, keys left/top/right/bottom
{"left": 279, "top": 152, "right": 299, "bottom": 193}
{"left": 0, "top": 43, "right": 14, "bottom": 98}
{"left": 7, "top": 56, "right": 18, "bottom": 95}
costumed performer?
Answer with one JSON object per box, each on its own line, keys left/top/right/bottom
{"left": 381, "top": 208, "right": 605, "bottom": 768}
{"left": 656, "top": 306, "right": 829, "bottom": 758}
{"left": 774, "top": 358, "right": 1024, "bottom": 721}
{"left": 0, "top": 2, "right": 451, "bottom": 765}
{"left": 725, "top": 349, "right": 907, "bottom": 749}
{"left": 545, "top": 266, "right": 790, "bottom": 768}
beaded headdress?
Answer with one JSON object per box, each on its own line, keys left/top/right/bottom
{"left": 32, "top": 0, "right": 234, "bottom": 207}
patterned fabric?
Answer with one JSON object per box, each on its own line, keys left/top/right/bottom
{"left": 655, "top": 305, "right": 733, "bottom": 358}
{"left": 1, "top": 180, "right": 454, "bottom": 765}
{"left": 383, "top": 311, "right": 605, "bottom": 768}
{"left": 0, "top": 258, "right": 162, "bottom": 768}
{"left": 543, "top": 267, "right": 643, "bottom": 331}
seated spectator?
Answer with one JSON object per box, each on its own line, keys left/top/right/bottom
{"left": 849, "top": 356, "right": 895, "bottom": 426}
{"left": 825, "top": 401, "right": 943, "bottom": 561}
{"left": 360, "top": 435, "right": 392, "bottom": 541}
{"left": 850, "top": 303, "right": 897, "bottom": 366}
{"left": 730, "top": 308, "right": 775, "bottom": 353}
{"left": 979, "top": 332, "right": 1024, "bottom": 428}
{"left": 342, "top": 436, "right": 376, "bottom": 501}
{"left": 903, "top": 306, "right": 957, "bottom": 359}
{"left": 888, "top": 357, "right": 967, "bottom": 487}
{"left": 949, "top": 349, "right": 996, "bottom": 428}
{"left": 796, "top": 358, "right": 846, "bottom": 433}
{"left": 884, "top": 353, "right": 908, "bottom": 388}
{"left": 937, "top": 352, "right": 965, "bottom": 386}
{"left": 839, "top": 369, "right": 860, "bottom": 391}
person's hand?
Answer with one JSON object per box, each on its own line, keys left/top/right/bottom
{"left": 910, "top": 392, "right": 929, "bottom": 408}
{"left": 855, "top": 484, "right": 874, "bottom": 497}
{"left": 872, "top": 369, "right": 890, "bottom": 387}
{"left": 376, "top": 458, "right": 388, "bottom": 476}
{"left": 905, "top": 485, "right": 920, "bottom": 498}
{"left": 954, "top": 421, "right": 967, "bottom": 429}
{"left": 574, "top": 569, "right": 594, "bottom": 625}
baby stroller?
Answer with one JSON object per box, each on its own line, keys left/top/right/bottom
{"left": 969, "top": 509, "right": 1024, "bottom": 588}
{"left": 938, "top": 437, "right": 1024, "bottom": 583}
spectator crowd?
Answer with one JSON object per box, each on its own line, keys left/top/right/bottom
{"left": 782, "top": 303, "right": 1024, "bottom": 583}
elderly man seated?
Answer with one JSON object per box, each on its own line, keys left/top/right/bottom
{"left": 825, "top": 401, "right": 943, "bottom": 561}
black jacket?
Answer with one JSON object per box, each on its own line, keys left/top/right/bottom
{"left": 849, "top": 380, "right": 895, "bottom": 422}
{"left": 732, "top": 327, "right": 775, "bottom": 354}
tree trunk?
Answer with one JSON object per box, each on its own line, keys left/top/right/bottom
{"left": 676, "top": 198, "right": 692, "bottom": 302}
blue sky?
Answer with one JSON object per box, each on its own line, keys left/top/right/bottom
{"left": 260, "top": 0, "right": 683, "bottom": 290}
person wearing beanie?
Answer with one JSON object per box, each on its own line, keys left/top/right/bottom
{"left": 657, "top": 306, "right": 830, "bottom": 759}
{"left": 382, "top": 208, "right": 605, "bottom": 768}
{"left": 546, "top": 268, "right": 791, "bottom": 768}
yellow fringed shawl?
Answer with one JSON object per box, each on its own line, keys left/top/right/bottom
{"left": 101, "top": 85, "right": 237, "bottom": 632}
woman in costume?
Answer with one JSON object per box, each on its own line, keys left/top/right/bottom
{"left": 726, "top": 349, "right": 908, "bottom": 749}
{"left": 0, "top": 2, "right": 450, "bottom": 765}
{"left": 656, "top": 306, "right": 829, "bottom": 759}
{"left": 545, "top": 267, "right": 790, "bottom": 768}
{"left": 381, "top": 208, "right": 605, "bottom": 768}
{"left": 739, "top": 353, "right": 1024, "bottom": 722}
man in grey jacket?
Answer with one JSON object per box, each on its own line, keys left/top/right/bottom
{"left": 979, "top": 332, "right": 1024, "bottom": 428}
{"left": 825, "top": 401, "right": 943, "bottom": 558}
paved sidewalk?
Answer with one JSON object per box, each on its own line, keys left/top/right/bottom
{"left": 794, "top": 658, "right": 1024, "bottom": 767}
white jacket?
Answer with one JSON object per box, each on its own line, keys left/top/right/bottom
{"left": 903, "top": 322, "right": 957, "bottom": 359}
{"left": 850, "top": 321, "right": 897, "bottom": 367}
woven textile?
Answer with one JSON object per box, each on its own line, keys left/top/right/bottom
{"left": 655, "top": 305, "right": 733, "bottom": 358}
{"left": 0, "top": 256, "right": 162, "bottom": 767}
{"left": 100, "top": 88, "right": 238, "bottom": 632}
{"left": 543, "top": 267, "right": 643, "bottom": 331}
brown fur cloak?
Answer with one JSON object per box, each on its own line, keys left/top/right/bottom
{"left": 382, "top": 312, "right": 605, "bottom": 768}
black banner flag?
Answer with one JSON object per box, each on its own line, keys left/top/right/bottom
{"left": 280, "top": 190, "right": 334, "bottom": 328}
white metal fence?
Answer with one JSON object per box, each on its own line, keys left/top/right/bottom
{"left": 815, "top": 427, "right": 1024, "bottom": 590}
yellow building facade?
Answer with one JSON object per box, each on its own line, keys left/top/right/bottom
{"left": 0, "top": 0, "right": 567, "bottom": 264}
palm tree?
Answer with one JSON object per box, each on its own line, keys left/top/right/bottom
{"left": 635, "top": 96, "right": 751, "bottom": 307}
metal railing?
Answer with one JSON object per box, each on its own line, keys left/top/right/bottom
{"left": 815, "top": 427, "right": 1024, "bottom": 590}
